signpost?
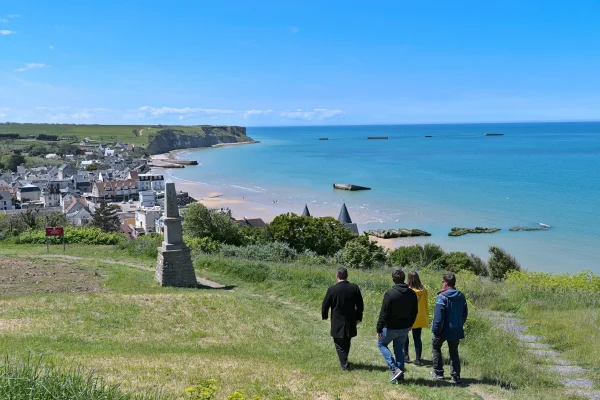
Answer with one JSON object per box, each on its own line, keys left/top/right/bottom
{"left": 45, "top": 227, "right": 65, "bottom": 252}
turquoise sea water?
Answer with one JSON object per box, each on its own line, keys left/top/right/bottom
{"left": 171, "top": 122, "right": 600, "bottom": 274}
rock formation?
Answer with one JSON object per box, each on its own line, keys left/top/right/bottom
{"left": 367, "top": 228, "right": 431, "bottom": 239}
{"left": 146, "top": 127, "right": 253, "bottom": 155}
{"left": 449, "top": 227, "right": 501, "bottom": 236}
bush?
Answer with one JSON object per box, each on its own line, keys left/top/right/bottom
{"left": 14, "top": 227, "right": 124, "bottom": 245}
{"left": 340, "top": 234, "right": 387, "bottom": 269}
{"left": 270, "top": 213, "right": 357, "bottom": 256}
{"left": 298, "top": 249, "right": 330, "bottom": 266}
{"left": 183, "top": 203, "right": 245, "bottom": 246}
{"left": 185, "top": 236, "right": 221, "bottom": 254}
{"left": 218, "top": 242, "right": 298, "bottom": 263}
{"left": 118, "top": 234, "right": 162, "bottom": 258}
{"left": 488, "top": 246, "right": 521, "bottom": 280}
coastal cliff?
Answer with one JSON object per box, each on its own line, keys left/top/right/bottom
{"left": 146, "top": 126, "right": 253, "bottom": 155}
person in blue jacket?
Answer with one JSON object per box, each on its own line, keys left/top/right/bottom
{"left": 430, "top": 273, "right": 468, "bottom": 384}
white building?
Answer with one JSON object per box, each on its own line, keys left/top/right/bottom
{"left": 0, "top": 190, "right": 14, "bottom": 210}
{"left": 40, "top": 183, "right": 61, "bottom": 208}
{"left": 137, "top": 174, "right": 165, "bottom": 191}
{"left": 135, "top": 207, "right": 162, "bottom": 234}
{"left": 65, "top": 199, "right": 92, "bottom": 226}
{"left": 17, "top": 184, "right": 41, "bottom": 203}
{"left": 139, "top": 190, "right": 156, "bottom": 207}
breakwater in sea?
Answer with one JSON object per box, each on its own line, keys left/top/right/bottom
{"left": 169, "top": 122, "right": 600, "bottom": 274}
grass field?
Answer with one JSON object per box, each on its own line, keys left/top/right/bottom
{"left": 0, "top": 244, "right": 597, "bottom": 399}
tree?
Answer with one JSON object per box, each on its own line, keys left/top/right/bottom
{"left": 91, "top": 202, "right": 121, "bottom": 233}
{"left": 86, "top": 164, "right": 99, "bottom": 171}
{"left": 488, "top": 246, "right": 521, "bottom": 280}
{"left": 341, "top": 233, "right": 387, "bottom": 269}
{"left": 388, "top": 243, "right": 446, "bottom": 268}
{"left": 132, "top": 129, "right": 140, "bottom": 137}
{"left": 270, "top": 213, "right": 357, "bottom": 256}
{"left": 5, "top": 154, "right": 26, "bottom": 172}
{"left": 182, "top": 203, "right": 245, "bottom": 245}
{"left": 19, "top": 207, "right": 40, "bottom": 230}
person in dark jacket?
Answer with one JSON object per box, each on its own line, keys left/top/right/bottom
{"left": 376, "top": 269, "right": 418, "bottom": 383}
{"left": 321, "top": 267, "right": 364, "bottom": 371}
{"left": 430, "top": 273, "right": 469, "bottom": 384}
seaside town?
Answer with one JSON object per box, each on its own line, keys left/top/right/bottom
{"left": 3, "top": 2, "right": 600, "bottom": 400}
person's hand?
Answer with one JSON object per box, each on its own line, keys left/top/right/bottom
{"left": 377, "top": 332, "right": 382, "bottom": 340}
{"left": 356, "top": 320, "right": 361, "bottom": 325}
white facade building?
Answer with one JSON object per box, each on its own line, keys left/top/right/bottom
{"left": 135, "top": 207, "right": 162, "bottom": 234}
{"left": 137, "top": 174, "right": 165, "bottom": 191}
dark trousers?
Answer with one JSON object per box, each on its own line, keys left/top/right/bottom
{"left": 432, "top": 337, "right": 461, "bottom": 377}
{"left": 333, "top": 337, "right": 352, "bottom": 370}
{"left": 404, "top": 328, "right": 423, "bottom": 360}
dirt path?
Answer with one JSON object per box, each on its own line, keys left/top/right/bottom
{"left": 486, "top": 311, "right": 600, "bottom": 399}
{"left": 22, "top": 254, "right": 228, "bottom": 290}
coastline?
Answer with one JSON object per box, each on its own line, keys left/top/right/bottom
{"left": 150, "top": 140, "right": 259, "bottom": 161}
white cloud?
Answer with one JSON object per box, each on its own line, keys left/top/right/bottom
{"left": 0, "top": 113, "right": 7, "bottom": 118}
{"left": 7, "top": 14, "right": 21, "bottom": 18}
{"left": 0, "top": 30, "right": 15, "bottom": 35}
{"left": 289, "top": 26, "right": 300, "bottom": 34}
{"left": 138, "top": 106, "right": 236, "bottom": 118}
{"left": 15, "top": 63, "right": 49, "bottom": 72}
{"left": 280, "top": 108, "right": 344, "bottom": 120}
{"left": 244, "top": 109, "right": 273, "bottom": 118}
{"left": 49, "top": 45, "right": 54, "bottom": 50}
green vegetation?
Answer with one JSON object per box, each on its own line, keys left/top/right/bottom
{"left": 270, "top": 213, "right": 357, "bottom": 256}
{"left": 92, "top": 203, "right": 122, "bottom": 233}
{"left": 488, "top": 246, "right": 521, "bottom": 280}
{"left": 0, "top": 239, "right": 598, "bottom": 399}
{"left": 183, "top": 203, "right": 246, "bottom": 246}
{"left": 0, "top": 357, "right": 146, "bottom": 400}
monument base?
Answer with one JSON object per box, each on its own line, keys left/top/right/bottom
{"left": 155, "top": 247, "right": 197, "bottom": 287}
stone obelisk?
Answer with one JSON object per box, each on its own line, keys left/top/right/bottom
{"left": 155, "top": 183, "right": 197, "bottom": 287}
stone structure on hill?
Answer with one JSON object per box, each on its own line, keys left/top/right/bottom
{"left": 338, "top": 203, "right": 359, "bottom": 234}
{"left": 155, "top": 183, "right": 197, "bottom": 287}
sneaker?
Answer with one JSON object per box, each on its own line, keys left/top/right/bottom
{"left": 404, "top": 354, "right": 411, "bottom": 363}
{"left": 452, "top": 375, "right": 462, "bottom": 384}
{"left": 429, "top": 371, "right": 444, "bottom": 380}
{"left": 413, "top": 359, "right": 422, "bottom": 366}
{"left": 389, "top": 369, "right": 403, "bottom": 382}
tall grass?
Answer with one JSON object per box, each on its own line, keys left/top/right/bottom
{"left": 0, "top": 357, "right": 145, "bottom": 400}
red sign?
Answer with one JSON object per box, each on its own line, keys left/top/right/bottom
{"left": 45, "top": 227, "right": 64, "bottom": 237}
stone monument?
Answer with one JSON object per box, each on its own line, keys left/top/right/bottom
{"left": 155, "top": 183, "right": 197, "bottom": 287}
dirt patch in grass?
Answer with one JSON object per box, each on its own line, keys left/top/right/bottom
{"left": 0, "top": 257, "right": 104, "bottom": 298}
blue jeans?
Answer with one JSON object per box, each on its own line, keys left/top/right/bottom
{"left": 378, "top": 327, "right": 410, "bottom": 371}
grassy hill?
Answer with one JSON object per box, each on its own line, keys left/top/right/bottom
{"left": 0, "top": 123, "right": 249, "bottom": 150}
{"left": 1, "top": 244, "right": 597, "bottom": 399}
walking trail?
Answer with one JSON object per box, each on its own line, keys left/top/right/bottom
{"left": 487, "top": 311, "right": 600, "bottom": 399}
{"left": 36, "top": 254, "right": 227, "bottom": 289}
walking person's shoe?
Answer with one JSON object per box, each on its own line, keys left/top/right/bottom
{"left": 452, "top": 375, "right": 462, "bottom": 384}
{"left": 389, "top": 368, "right": 403, "bottom": 382}
{"left": 404, "top": 354, "right": 411, "bottom": 363}
{"left": 429, "top": 371, "right": 444, "bottom": 380}
{"left": 413, "top": 359, "right": 422, "bottom": 366}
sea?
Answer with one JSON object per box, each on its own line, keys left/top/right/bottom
{"left": 169, "top": 122, "right": 600, "bottom": 274}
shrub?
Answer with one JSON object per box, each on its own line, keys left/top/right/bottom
{"left": 421, "top": 243, "right": 445, "bottom": 265}
{"left": 340, "top": 234, "right": 387, "bottom": 269}
{"left": 183, "top": 203, "right": 245, "bottom": 246}
{"left": 14, "top": 227, "right": 124, "bottom": 245}
{"left": 270, "top": 213, "right": 357, "bottom": 256}
{"left": 298, "top": 249, "right": 330, "bottom": 266}
{"left": 388, "top": 245, "right": 424, "bottom": 267}
{"left": 118, "top": 234, "right": 162, "bottom": 258}
{"left": 469, "top": 253, "right": 489, "bottom": 276}
{"left": 185, "top": 236, "right": 221, "bottom": 254}
{"left": 218, "top": 242, "right": 298, "bottom": 263}
{"left": 488, "top": 246, "right": 521, "bottom": 280}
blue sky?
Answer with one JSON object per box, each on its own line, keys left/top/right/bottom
{"left": 1, "top": 1, "right": 600, "bottom": 126}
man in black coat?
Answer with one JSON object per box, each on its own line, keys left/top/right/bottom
{"left": 321, "top": 267, "right": 364, "bottom": 371}
{"left": 376, "top": 269, "right": 418, "bottom": 382}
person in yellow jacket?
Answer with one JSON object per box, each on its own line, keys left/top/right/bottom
{"left": 404, "top": 271, "right": 429, "bottom": 366}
